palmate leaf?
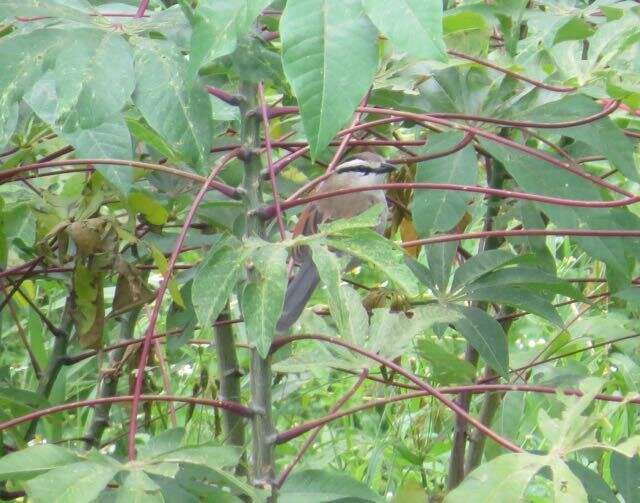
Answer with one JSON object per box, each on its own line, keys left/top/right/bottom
{"left": 133, "top": 38, "right": 212, "bottom": 171}
{"left": 25, "top": 460, "right": 121, "bottom": 503}
{"left": 190, "top": 0, "right": 273, "bottom": 76}
{"left": 413, "top": 131, "right": 478, "bottom": 236}
{"left": 280, "top": 0, "right": 379, "bottom": 158}
{"left": 310, "top": 243, "right": 368, "bottom": 341}
{"left": 449, "top": 305, "right": 509, "bottom": 377}
{"left": 192, "top": 237, "right": 248, "bottom": 330}
{"left": 522, "top": 94, "right": 637, "bottom": 182}
{"left": 362, "top": 0, "right": 447, "bottom": 62}
{"left": 479, "top": 139, "right": 640, "bottom": 279}
{"left": 0, "top": 29, "right": 62, "bottom": 146}
{"left": 21, "top": 27, "right": 136, "bottom": 193}
{"left": 280, "top": 469, "right": 384, "bottom": 503}
{"left": 0, "top": 445, "right": 80, "bottom": 481}
{"left": 326, "top": 229, "right": 419, "bottom": 296}
{"left": 241, "top": 244, "right": 288, "bottom": 357}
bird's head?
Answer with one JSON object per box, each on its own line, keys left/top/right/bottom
{"left": 333, "top": 152, "right": 396, "bottom": 185}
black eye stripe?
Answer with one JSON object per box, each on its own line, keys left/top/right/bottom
{"left": 336, "top": 165, "right": 374, "bottom": 174}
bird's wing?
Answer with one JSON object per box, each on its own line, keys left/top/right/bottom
{"left": 275, "top": 251, "right": 320, "bottom": 335}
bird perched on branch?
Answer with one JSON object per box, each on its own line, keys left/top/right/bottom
{"left": 276, "top": 152, "right": 396, "bottom": 334}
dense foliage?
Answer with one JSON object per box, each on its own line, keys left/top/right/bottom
{"left": 0, "top": 0, "right": 639, "bottom": 501}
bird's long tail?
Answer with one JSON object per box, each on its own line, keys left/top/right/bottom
{"left": 276, "top": 252, "right": 319, "bottom": 334}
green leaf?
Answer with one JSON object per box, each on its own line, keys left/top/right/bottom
{"left": 444, "top": 452, "right": 546, "bottom": 503}
{"left": 464, "top": 267, "right": 582, "bottom": 300}
{"left": 416, "top": 337, "right": 477, "bottom": 385}
{"left": 190, "top": 0, "right": 242, "bottom": 75}
{"left": 548, "top": 459, "right": 588, "bottom": 503}
{"left": 327, "top": 229, "right": 419, "bottom": 296}
{"left": 0, "top": 0, "right": 92, "bottom": 23}
{"left": 450, "top": 305, "right": 509, "bottom": 377}
{"left": 62, "top": 117, "right": 134, "bottom": 193}
{"left": 0, "top": 445, "right": 79, "bottom": 480}
{"left": 553, "top": 17, "right": 595, "bottom": 44}
{"left": 114, "top": 469, "right": 163, "bottom": 503}
{"left": 192, "top": 237, "right": 248, "bottom": 329}
{"left": 362, "top": 0, "right": 446, "bottom": 62}
{"left": 566, "top": 461, "right": 617, "bottom": 503}
{"left": 611, "top": 452, "right": 640, "bottom": 503}
{"left": 280, "top": 0, "right": 379, "bottom": 158}
{"left": 190, "top": 0, "right": 273, "bottom": 75}
{"left": 133, "top": 39, "right": 212, "bottom": 170}
{"left": 310, "top": 243, "right": 367, "bottom": 340}
{"left": 53, "top": 29, "right": 134, "bottom": 128}
{"left": 478, "top": 138, "right": 638, "bottom": 278}
{"left": 0, "top": 29, "right": 63, "bottom": 145}
{"left": 25, "top": 461, "right": 120, "bottom": 503}
{"left": 319, "top": 203, "right": 386, "bottom": 234}
{"left": 413, "top": 132, "right": 477, "bottom": 235}
{"left": 125, "top": 113, "right": 182, "bottom": 163}
{"left": 155, "top": 445, "right": 241, "bottom": 470}
{"left": 366, "top": 308, "right": 424, "bottom": 360}
{"left": 523, "top": 94, "right": 638, "bottom": 182}
{"left": 280, "top": 469, "right": 384, "bottom": 503}
{"left": 451, "top": 250, "right": 517, "bottom": 291}
{"left": 137, "top": 428, "right": 185, "bottom": 460}
{"left": 241, "top": 244, "right": 288, "bottom": 357}
{"left": 426, "top": 241, "right": 457, "bottom": 294}
{"left": 25, "top": 71, "right": 134, "bottom": 193}
{"left": 176, "top": 464, "right": 261, "bottom": 502}
{"left": 462, "top": 286, "right": 562, "bottom": 326}
{"left": 128, "top": 191, "right": 169, "bottom": 226}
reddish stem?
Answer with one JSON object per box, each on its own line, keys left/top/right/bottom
{"left": 135, "top": 0, "right": 150, "bottom": 18}
{"left": 206, "top": 85, "right": 241, "bottom": 106}
{"left": 391, "top": 132, "right": 474, "bottom": 165}
{"left": 447, "top": 50, "right": 576, "bottom": 93}
{"left": 0, "top": 158, "right": 240, "bottom": 199}
{"left": 259, "top": 182, "right": 640, "bottom": 221}
{"left": 258, "top": 81, "right": 286, "bottom": 239}
{"left": 127, "top": 150, "right": 239, "bottom": 460}
{"left": 0, "top": 395, "right": 252, "bottom": 432}
{"left": 359, "top": 106, "right": 631, "bottom": 197}
{"left": 327, "top": 91, "right": 371, "bottom": 172}
{"left": 210, "top": 139, "right": 425, "bottom": 153}
{"left": 266, "top": 100, "right": 617, "bottom": 130}
{"left": 401, "top": 228, "right": 640, "bottom": 247}
{"left": 271, "top": 334, "right": 523, "bottom": 453}
{"left": 275, "top": 369, "right": 369, "bottom": 488}
{"left": 276, "top": 382, "right": 640, "bottom": 443}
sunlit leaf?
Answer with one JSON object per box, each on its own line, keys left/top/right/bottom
{"left": 241, "top": 244, "right": 288, "bottom": 357}
{"left": 362, "top": 0, "right": 446, "bottom": 62}
{"left": 280, "top": 0, "right": 378, "bottom": 158}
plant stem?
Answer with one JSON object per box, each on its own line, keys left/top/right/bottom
{"left": 239, "top": 80, "right": 277, "bottom": 491}
{"left": 214, "top": 308, "right": 246, "bottom": 474}
{"left": 25, "top": 294, "right": 74, "bottom": 440}
{"left": 448, "top": 157, "right": 505, "bottom": 489}
{"left": 84, "top": 308, "right": 141, "bottom": 449}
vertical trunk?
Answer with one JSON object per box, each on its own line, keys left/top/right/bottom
{"left": 447, "top": 157, "right": 506, "bottom": 489}
{"left": 214, "top": 308, "right": 246, "bottom": 474}
{"left": 84, "top": 308, "right": 141, "bottom": 449}
{"left": 239, "top": 80, "right": 276, "bottom": 492}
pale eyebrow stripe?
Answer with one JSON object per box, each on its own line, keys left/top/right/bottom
{"left": 336, "top": 159, "right": 369, "bottom": 170}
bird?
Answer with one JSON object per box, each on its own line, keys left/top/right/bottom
{"left": 275, "top": 152, "right": 396, "bottom": 334}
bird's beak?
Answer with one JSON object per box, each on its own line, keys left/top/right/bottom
{"left": 379, "top": 162, "right": 397, "bottom": 174}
